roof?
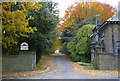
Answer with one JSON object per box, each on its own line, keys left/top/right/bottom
{"left": 92, "top": 2, "right": 120, "bottom": 31}
{"left": 96, "top": 11, "right": 120, "bottom": 30}
{"left": 92, "top": 25, "right": 101, "bottom": 32}
{"left": 107, "top": 11, "right": 120, "bottom": 21}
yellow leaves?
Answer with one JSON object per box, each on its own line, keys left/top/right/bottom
{"left": 2, "top": 2, "right": 15, "bottom": 9}
{"left": 2, "top": 36, "right": 16, "bottom": 48}
{"left": 28, "top": 16, "right": 34, "bottom": 20}
{"left": 14, "top": 10, "right": 22, "bottom": 14}
{"left": 2, "top": 42, "right": 7, "bottom": 48}
{"left": 73, "top": 62, "right": 119, "bottom": 78}
{"left": 20, "top": 34, "right": 28, "bottom": 37}
{"left": 2, "top": 2, "right": 42, "bottom": 48}
{"left": 33, "top": 27, "right": 37, "bottom": 31}
{"left": 32, "top": 2, "right": 42, "bottom": 10}
{"left": 28, "top": 27, "right": 34, "bottom": 33}
{"left": 19, "top": 2, "right": 42, "bottom": 11}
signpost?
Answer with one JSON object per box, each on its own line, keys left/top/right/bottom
{"left": 20, "top": 42, "right": 29, "bottom": 51}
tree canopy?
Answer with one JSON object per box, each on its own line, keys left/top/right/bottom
{"left": 67, "top": 24, "right": 95, "bottom": 62}
{"left": 2, "top": 1, "right": 59, "bottom": 56}
{"left": 58, "top": 1, "right": 116, "bottom": 31}
{"left": 2, "top": 2, "right": 41, "bottom": 48}
{"left": 59, "top": 2, "right": 117, "bottom": 62}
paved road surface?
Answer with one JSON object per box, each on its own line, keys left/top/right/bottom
{"left": 2, "top": 54, "right": 119, "bottom": 79}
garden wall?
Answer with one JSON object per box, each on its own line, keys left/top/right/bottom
{"left": 95, "top": 54, "right": 119, "bottom": 70}
{"left": 2, "top": 51, "right": 36, "bottom": 73}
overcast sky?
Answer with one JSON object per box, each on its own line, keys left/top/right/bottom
{"left": 46, "top": 0, "right": 120, "bottom": 18}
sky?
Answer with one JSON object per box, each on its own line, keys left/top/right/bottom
{"left": 46, "top": 0, "right": 120, "bottom": 18}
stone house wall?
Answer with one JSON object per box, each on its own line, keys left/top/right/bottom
{"left": 93, "top": 23, "right": 120, "bottom": 70}
{"left": 99, "top": 24, "right": 113, "bottom": 53}
{"left": 99, "top": 24, "right": 119, "bottom": 53}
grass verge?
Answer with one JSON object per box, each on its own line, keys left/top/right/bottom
{"left": 77, "top": 62, "right": 93, "bottom": 66}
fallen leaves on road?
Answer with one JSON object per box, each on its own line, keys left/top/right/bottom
{"left": 73, "top": 62, "right": 119, "bottom": 78}
{"left": 2, "top": 54, "right": 53, "bottom": 78}
{"left": 2, "top": 67, "right": 51, "bottom": 77}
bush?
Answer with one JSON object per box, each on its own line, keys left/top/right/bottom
{"left": 67, "top": 24, "right": 95, "bottom": 62}
{"left": 70, "top": 54, "right": 81, "bottom": 62}
{"left": 3, "top": 44, "right": 19, "bottom": 55}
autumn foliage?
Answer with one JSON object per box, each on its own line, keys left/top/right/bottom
{"left": 59, "top": 1, "right": 117, "bottom": 62}
{"left": 59, "top": 1, "right": 117, "bottom": 30}
{"left": 2, "top": 2, "right": 41, "bottom": 48}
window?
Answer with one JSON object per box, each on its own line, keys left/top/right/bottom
{"left": 95, "top": 34, "right": 99, "bottom": 42}
{"left": 116, "top": 41, "right": 120, "bottom": 55}
{"left": 101, "top": 40, "right": 106, "bottom": 52}
{"left": 116, "top": 41, "right": 120, "bottom": 47}
{"left": 117, "top": 49, "right": 120, "bottom": 54}
{"left": 100, "top": 31, "right": 105, "bottom": 38}
{"left": 101, "top": 40, "right": 105, "bottom": 48}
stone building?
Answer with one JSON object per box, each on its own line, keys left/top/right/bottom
{"left": 91, "top": 6, "right": 120, "bottom": 70}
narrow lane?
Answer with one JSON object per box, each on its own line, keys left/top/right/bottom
{"left": 3, "top": 54, "right": 119, "bottom": 79}
{"left": 25, "top": 54, "right": 90, "bottom": 79}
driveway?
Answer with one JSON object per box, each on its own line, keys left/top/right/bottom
{"left": 2, "top": 54, "right": 119, "bottom": 79}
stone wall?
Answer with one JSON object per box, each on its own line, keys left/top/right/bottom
{"left": 99, "top": 24, "right": 119, "bottom": 53}
{"left": 95, "top": 54, "right": 119, "bottom": 70}
{"left": 2, "top": 51, "right": 36, "bottom": 73}
{"left": 99, "top": 24, "right": 112, "bottom": 53}
{"left": 118, "top": 24, "right": 120, "bottom": 41}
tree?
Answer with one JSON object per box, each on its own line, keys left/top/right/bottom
{"left": 59, "top": 1, "right": 116, "bottom": 61}
{"left": 2, "top": 2, "right": 41, "bottom": 48}
{"left": 59, "top": 1, "right": 116, "bottom": 30}
{"left": 51, "top": 37, "right": 62, "bottom": 52}
{"left": 67, "top": 24, "right": 95, "bottom": 62}
{"left": 19, "top": 1, "right": 59, "bottom": 62}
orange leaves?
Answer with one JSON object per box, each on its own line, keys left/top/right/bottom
{"left": 73, "top": 62, "right": 119, "bottom": 78}
{"left": 58, "top": 1, "right": 117, "bottom": 31}
{"left": 70, "top": 26, "right": 75, "bottom": 29}
{"left": 89, "top": 2, "right": 116, "bottom": 21}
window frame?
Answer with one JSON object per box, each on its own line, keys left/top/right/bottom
{"left": 116, "top": 41, "right": 120, "bottom": 55}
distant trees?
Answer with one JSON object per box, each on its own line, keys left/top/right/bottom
{"left": 51, "top": 37, "right": 62, "bottom": 52}
{"left": 59, "top": 1, "right": 116, "bottom": 62}
{"left": 59, "top": 1, "right": 116, "bottom": 29}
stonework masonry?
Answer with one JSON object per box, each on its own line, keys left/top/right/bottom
{"left": 2, "top": 51, "right": 36, "bottom": 73}
{"left": 96, "top": 54, "right": 119, "bottom": 70}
